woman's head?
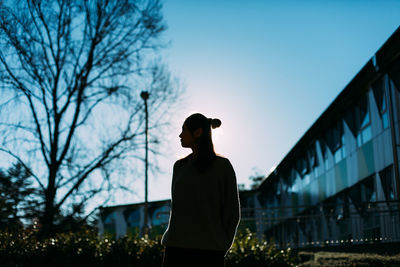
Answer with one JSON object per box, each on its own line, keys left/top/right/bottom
{"left": 179, "top": 113, "right": 221, "bottom": 169}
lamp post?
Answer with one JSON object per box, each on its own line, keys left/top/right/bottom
{"left": 140, "top": 91, "right": 149, "bottom": 236}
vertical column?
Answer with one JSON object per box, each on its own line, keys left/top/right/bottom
{"left": 387, "top": 79, "right": 400, "bottom": 201}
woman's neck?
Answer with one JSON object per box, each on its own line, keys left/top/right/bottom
{"left": 191, "top": 146, "right": 199, "bottom": 158}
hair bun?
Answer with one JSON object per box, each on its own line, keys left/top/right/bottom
{"left": 210, "top": 118, "right": 222, "bottom": 129}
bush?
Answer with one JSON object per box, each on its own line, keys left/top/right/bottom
{"left": 226, "top": 228, "right": 296, "bottom": 267}
{"left": 0, "top": 229, "right": 164, "bottom": 267}
{"left": 0, "top": 228, "right": 295, "bottom": 267}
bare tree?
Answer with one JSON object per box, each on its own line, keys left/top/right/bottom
{"left": 0, "top": 0, "right": 181, "bottom": 235}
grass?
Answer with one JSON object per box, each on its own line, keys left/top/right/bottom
{"left": 298, "top": 251, "right": 400, "bottom": 266}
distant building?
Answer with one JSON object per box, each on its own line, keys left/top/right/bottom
{"left": 97, "top": 190, "right": 255, "bottom": 238}
{"left": 98, "top": 27, "right": 400, "bottom": 249}
{"left": 98, "top": 200, "right": 171, "bottom": 238}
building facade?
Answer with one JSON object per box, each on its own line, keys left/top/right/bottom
{"left": 97, "top": 191, "right": 255, "bottom": 238}
{"left": 98, "top": 200, "right": 171, "bottom": 238}
{"left": 253, "top": 26, "right": 400, "bottom": 248}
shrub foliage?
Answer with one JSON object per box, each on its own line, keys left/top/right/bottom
{"left": 0, "top": 228, "right": 295, "bottom": 267}
{"left": 226, "top": 229, "right": 295, "bottom": 267}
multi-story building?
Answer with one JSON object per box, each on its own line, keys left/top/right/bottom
{"left": 252, "top": 26, "right": 400, "bottom": 249}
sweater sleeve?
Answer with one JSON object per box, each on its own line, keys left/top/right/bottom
{"left": 160, "top": 160, "right": 179, "bottom": 246}
{"left": 221, "top": 159, "right": 241, "bottom": 253}
{"left": 170, "top": 160, "right": 179, "bottom": 196}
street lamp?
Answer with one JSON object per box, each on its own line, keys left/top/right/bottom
{"left": 140, "top": 91, "right": 149, "bottom": 236}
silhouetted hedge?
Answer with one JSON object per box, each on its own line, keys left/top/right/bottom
{"left": 0, "top": 228, "right": 295, "bottom": 267}
{"left": 226, "top": 229, "right": 295, "bottom": 267}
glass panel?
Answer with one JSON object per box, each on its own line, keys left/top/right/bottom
{"left": 341, "top": 135, "right": 346, "bottom": 157}
{"left": 342, "top": 146, "right": 346, "bottom": 159}
{"left": 104, "top": 212, "right": 116, "bottom": 224}
{"left": 382, "top": 112, "right": 389, "bottom": 129}
{"left": 379, "top": 166, "right": 395, "bottom": 201}
{"left": 381, "top": 91, "right": 387, "bottom": 111}
{"left": 310, "top": 180, "right": 318, "bottom": 205}
{"left": 127, "top": 210, "right": 141, "bottom": 227}
{"left": 313, "top": 165, "right": 319, "bottom": 177}
{"left": 363, "top": 177, "right": 376, "bottom": 203}
{"left": 304, "top": 173, "right": 311, "bottom": 186}
{"left": 291, "top": 174, "right": 302, "bottom": 193}
{"left": 282, "top": 182, "right": 288, "bottom": 193}
{"left": 361, "top": 112, "right": 370, "bottom": 128}
{"left": 301, "top": 166, "right": 308, "bottom": 176}
{"left": 370, "top": 191, "right": 377, "bottom": 202}
{"left": 357, "top": 134, "right": 362, "bottom": 147}
{"left": 334, "top": 149, "right": 342, "bottom": 163}
{"left": 324, "top": 149, "right": 329, "bottom": 170}
{"left": 362, "top": 126, "right": 372, "bottom": 143}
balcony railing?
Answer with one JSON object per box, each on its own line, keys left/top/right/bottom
{"left": 239, "top": 200, "right": 400, "bottom": 249}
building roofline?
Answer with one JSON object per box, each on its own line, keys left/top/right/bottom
{"left": 98, "top": 188, "right": 257, "bottom": 211}
{"left": 99, "top": 198, "right": 171, "bottom": 211}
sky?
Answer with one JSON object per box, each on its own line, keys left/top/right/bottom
{"left": 117, "top": 0, "right": 400, "bottom": 205}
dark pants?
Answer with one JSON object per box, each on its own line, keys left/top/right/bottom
{"left": 162, "top": 246, "right": 225, "bottom": 267}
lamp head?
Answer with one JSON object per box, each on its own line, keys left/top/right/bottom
{"left": 140, "top": 91, "right": 149, "bottom": 100}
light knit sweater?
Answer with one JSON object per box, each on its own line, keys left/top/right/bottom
{"left": 161, "top": 155, "right": 241, "bottom": 254}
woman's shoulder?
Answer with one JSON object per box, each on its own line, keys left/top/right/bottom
{"left": 213, "top": 156, "right": 236, "bottom": 179}
{"left": 173, "top": 154, "right": 192, "bottom": 169}
{"left": 214, "top": 155, "right": 234, "bottom": 169}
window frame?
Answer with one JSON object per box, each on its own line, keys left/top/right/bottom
{"left": 333, "top": 122, "right": 346, "bottom": 164}
{"left": 356, "top": 103, "right": 372, "bottom": 147}
{"left": 381, "top": 88, "right": 389, "bottom": 129}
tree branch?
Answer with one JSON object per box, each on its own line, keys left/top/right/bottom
{"left": 0, "top": 148, "right": 45, "bottom": 191}
{"left": 0, "top": 55, "right": 51, "bottom": 166}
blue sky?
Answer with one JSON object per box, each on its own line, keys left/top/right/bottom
{"left": 133, "top": 0, "right": 400, "bottom": 203}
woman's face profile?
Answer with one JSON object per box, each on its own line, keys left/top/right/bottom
{"left": 179, "top": 124, "right": 195, "bottom": 148}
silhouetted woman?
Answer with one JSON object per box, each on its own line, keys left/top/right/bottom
{"left": 161, "top": 113, "right": 241, "bottom": 267}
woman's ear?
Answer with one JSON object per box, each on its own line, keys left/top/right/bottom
{"left": 194, "top": 128, "right": 203, "bottom": 138}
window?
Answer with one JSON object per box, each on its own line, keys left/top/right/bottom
{"left": 324, "top": 121, "right": 346, "bottom": 164}
{"left": 348, "top": 175, "right": 376, "bottom": 214}
{"left": 334, "top": 134, "right": 346, "bottom": 164}
{"left": 303, "top": 173, "right": 311, "bottom": 186}
{"left": 296, "top": 156, "right": 310, "bottom": 185}
{"left": 323, "top": 148, "right": 329, "bottom": 170}
{"left": 344, "top": 94, "right": 372, "bottom": 147}
{"left": 313, "top": 164, "right": 319, "bottom": 178}
{"left": 276, "top": 182, "right": 281, "bottom": 195}
{"left": 379, "top": 166, "right": 395, "bottom": 201}
{"left": 357, "top": 109, "right": 372, "bottom": 147}
{"left": 309, "top": 143, "right": 319, "bottom": 178}
{"left": 321, "top": 120, "right": 346, "bottom": 169}
{"left": 291, "top": 171, "right": 302, "bottom": 193}
{"left": 319, "top": 139, "right": 330, "bottom": 171}
{"left": 381, "top": 90, "right": 389, "bottom": 129}
{"left": 294, "top": 156, "right": 311, "bottom": 187}
{"left": 372, "top": 77, "right": 389, "bottom": 129}
{"left": 363, "top": 176, "right": 376, "bottom": 203}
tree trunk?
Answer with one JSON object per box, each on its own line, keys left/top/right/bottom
{"left": 40, "top": 167, "right": 58, "bottom": 237}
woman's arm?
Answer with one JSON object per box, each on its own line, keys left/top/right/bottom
{"left": 221, "top": 159, "right": 241, "bottom": 252}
